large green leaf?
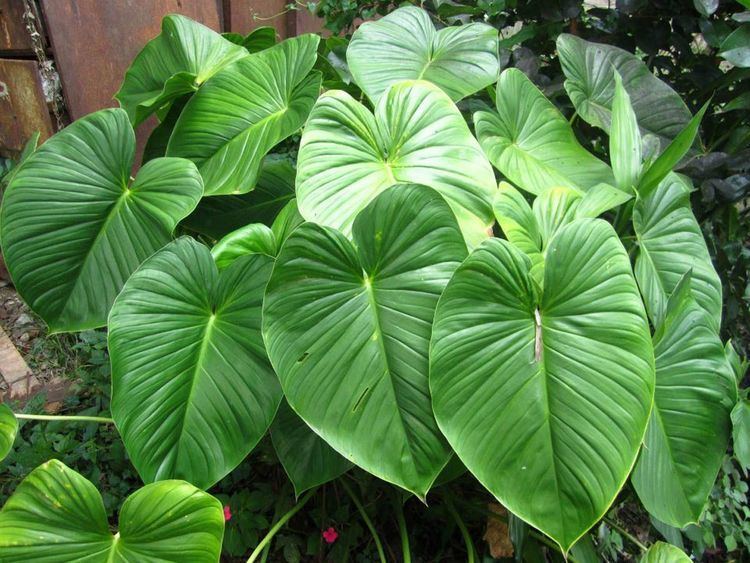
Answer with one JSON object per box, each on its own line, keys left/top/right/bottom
{"left": 296, "top": 80, "right": 496, "bottom": 247}
{"left": 110, "top": 237, "right": 281, "bottom": 489}
{"left": 0, "top": 404, "right": 17, "bottom": 461}
{"left": 167, "top": 35, "right": 321, "bottom": 195}
{"left": 211, "top": 223, "right": 277, "bottom": 270}
{"left": 719, "top": 25, "right": 750, "bottom": 68}
{"left": 633, "top": 173, "right": 722, "bottom": 330}
{"left": 641, "top": 542, "right": 691, "bottom": 563}
{"left": 264, "top": 185, "right": 468, "bottom": 497}
{"left": 347, "top": 5, "right": 498, "bottom": 104}
{"left": 610, "top": 71, "right": 642, "bottom": 192}
{"left": 632, "top": 273, "right": 736, "bottom": 527}
{"left": 0, "top": 459, "right": 224, "bottom": 562}
{"left": 474, "top": 69, "right": 614, "bottom": 195}
{"left": 557, "top": 34, "right": 693, "bottom": 154}
{"left": 0, "top": 108, "right": 203, "bottom": 333}
{"left": 116, "top": 14, "right": 247, "bottom": 126}
{"left": 430, "top": 219, "right": 654, "bottom": 552}
{"left": 270, "top": 399, "right": 353, "bottom": 497}
{"left": 732, "top": 400, "right": 750, "bottom": 470}
{"left": 183, "top": 156, "right": 296, "bottom": 239}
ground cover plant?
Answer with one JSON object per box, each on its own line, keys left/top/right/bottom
{"left": 0, "top": 5, "right": 748, "bottom": 561}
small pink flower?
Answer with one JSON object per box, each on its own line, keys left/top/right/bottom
{"left": 322, "top": 526, "right": 338, "bottom": 544}
{"left": 223, "top": 505, "right": 232, "bottom": 521}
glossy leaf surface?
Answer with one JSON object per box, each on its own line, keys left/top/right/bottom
{"left": 0, "top": 404, "right": 17, "bottom": 462}
{"left": 557, "top": 34, "right": 693, "bottom": 154}
{"left": 168, "top": 34, "right": 321, "bottom": 195}
{"left": 475, "top": 69, "right": 613, "bottom": 195}
{"left": 633, "top": 174, "right": 722, "bottom": 329}
{"left": 264, "top": 185, "right": 468, "bottom": 497}
{"left": 632, "top": 274, "right": 736, "bottom": 527}
{"left": 641, "top": 542, "right": 692, "bottom": 563}
{"left": 430, "top": 219, "right": 654, "bottom": 551}
{"left": 110, "top": 237, "right": 281, "bottom": 489}
{"left": 0, "top": 460, "right": 224, "bottom": 562}
{"left": 116, "top": 15, "right": 247, "bottom": 126}
{"left": 732, "top": 400, "right": 750, "bottom": 470}
{"left": 270, "top": 399, "right": 353, "bottom": 497}
{"left": 211, "top": 223, "right": 277, "bottom": 270}
{"left": 0, "top": 108, "right": 203, "bottom": 333}
{"left": 610, "top": 71, "right": 641, "bottom": 192}
{"left": 347, "top": 5, "right": 498, "bottom": 103}
{"left": 296, "top": 80, "right": 496, "bottom": 247}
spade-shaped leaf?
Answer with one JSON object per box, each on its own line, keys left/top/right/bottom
{"left": 0, "top": 108, "right": 203, "bottom": 333}
{"left": 271, "top": 399, "right": 353, "bottom": 497}
{"left": 116, "top": 14, "right": 247, "bottom": 126}
{"left": 0, "top": 404, "right": 17, "bottom": 461}
{"left": 167, "top": 34, "right": 321, "bottom": 195}
{"left": 110, "top": 237, "right": 281, "bottom": 489}
{"left": 641, "top": 542, "right": 691, "bottom": 563}
{"left": 0, "top": 459, "right": 224, "bottom": 562}
{"left": 632, "top": 273, "right": 736, "bottom": 527}
{"left": 557, "top": 34, "right": 693, "bottom": 154}
{"left": 430, "top": 219, "right": 654, "bottom": 552}
{"left": 347, "top": 5, "right": 498, "bottom": 104}
{"left": 474, "top": 69, "right": 614, "bottom": 195}
{"left": 183, "top": 156, "right": 296, "bottom": 239}
{"left": 633, "top": 173, "right": 722, "bottom": 330}
{"left": 263, "top": 185, "right": 468, "bottom": 497}
{"left": 296, "top": 80, "right": 496, "bottom": 247}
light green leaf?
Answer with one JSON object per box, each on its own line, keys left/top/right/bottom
{"left": 719, "top": 25, "right": 750, "bottom": 68}
{"left": 110, "top": 237, "right": 281, "bottom": 489}
{"left": 296, "top": 80, "right": 496, "bottom": 248}
{"left": 264, "top": 185, "right": 468, "bottom": 497}
{"left": 270, "top": 399, "right": 352, "bottom": 497}
{"left": 726, "top": 340, "right": 748, "bottom": 384}
{"left": 638, "top": 101, "right": 710, "bottom": 199}
{"left": 610, "top": 71, "right": 642, "bottom": 192}
{"left": 474, "top": 68, "right": 613, "bottom": 195}
{"left": 532, "top": 186, "right": 581, "bottom": 247}
{"left": 493, "top": 182, "right": 542, "bottom": 266}
{"left": 0, "top": 404, "right": 17, "bottom": 462}
{"left": 168, "top": 34, "right": 321, "bottom": 195}
{"left": 224, "top": 26, "right": 277, "bottom": 53}
{"left": 116, "top": 15, "right": 247, "bottom": 126}
{"left": 633, "top": 173, "right": 722, "bottom": 329}
{"left": 641, "top": 541, "right": 691, "bottom": 563}
{"left": 183, "top": 155, "right": 296, "bottom": 239}
{"left": 347, "top": 5, "right": 498, "bottom": 103}
{"left": 575, "top": 183, "right": 633, "bottom": 218}
{"left": 0, "top": 108, "right": 203, "bottom": 333}
{"left": 271, "top": 199, "right": 304, "bottom": 248}
{"left": 632, "top": 273, "right": 736, "bottom": 527}
{"left": 557, "top": 34, "right": 693, "bottom": 154}
{"left": 0, "top": 459, "right": 224, "bottom": 562}
{"left": 732, "top": 400, "right": 750, "bottom": 470}
{"left": 211, "top": 223, "right": 277, "bottom": 270}
{"left": 430, "top": 219, "right": 654, "bottom": 552}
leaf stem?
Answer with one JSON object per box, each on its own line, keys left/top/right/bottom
{"left": 340, "top": 479, "right": 386, "bottom": 563}
{"left": 14, "top": 413, "right": 114, "bottom": 423}
{"left": 603, "top": 516, "right": 648, "bottom": 552}
{"left": 444, "top": 494, "right": 475, "bottom": 563}
{"left": 247, "top": 488, "right": 317, "bottom": 562}
{"left": 393, "top": 492, "right": 412, "bottom": 563}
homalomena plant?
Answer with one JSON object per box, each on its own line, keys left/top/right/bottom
{"left": 0, "top": 7, "right": 743, "bottom": 560}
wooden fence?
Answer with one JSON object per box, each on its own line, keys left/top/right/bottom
{"left": 0, "top": 0, "right": 325, "bottom": 157}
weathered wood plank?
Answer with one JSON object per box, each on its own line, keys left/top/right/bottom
{"left": 0, "top": 58, "right": 53, "bottom": 155}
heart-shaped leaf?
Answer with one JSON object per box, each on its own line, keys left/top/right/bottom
{"left": 0, "top": 404, "right": 17, "bottom": 462}
{"left": 116, "top": 15, "right": 247, "bottom": 126}
{"left": 110, "top": 237, "right": 281, "bottom": 489}
{"left": 474, "top": 69, "right": 614, "bottom": 195}
{"left": 271, "top": 399, "right": 353, "bottom": 497}
{"left": 264, "top": 185, "right": 468, "bottom": 497}
{"left": 0, "top": 108, "right": 203, "bottom": 333}
{"left": 633, "top": 173, "right": 722, "bottom": 330}
{"left": 167, "top": 34, "right": 321, "bottom": 195}
{"left": 557, "top": 34, "right": 693, "bottom": 155}
{"left": 642, "top": 542, "right": 691, "bottom": 563}
{"left": 183, "top": 156, "right": 296, "bottom": 239}
{"left": 0, "top": 459, "right": 224, "bottom": 561}
{"left": 296, "top": 80, "right": 496, "bottom": 247}
{"left": 211, "top": 224, "right": 277, "bottom": 270}
{"left": 347, "top": 5, "right": 498, "bottom": 103}
{"left": 430, "top": 219, "right": 654, "bottom": 552}
{"left": 632, "top": 273, "right": 736, "bottom": 527}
